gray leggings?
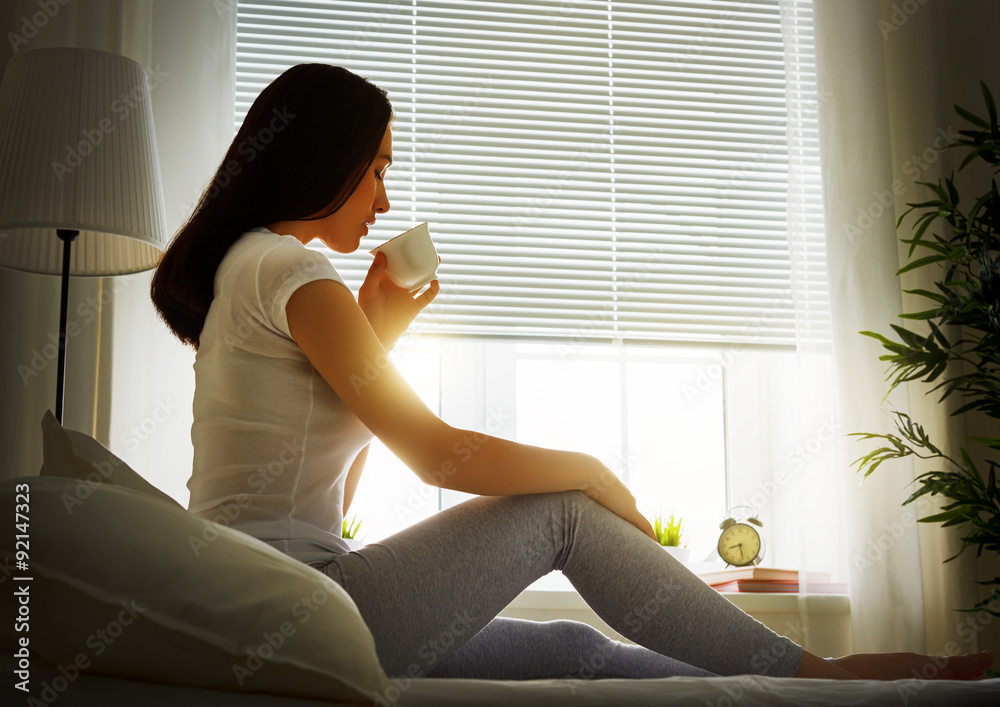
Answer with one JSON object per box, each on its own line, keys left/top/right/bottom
{"left": 312, "top": 490, "right": 803, "bottom": 681}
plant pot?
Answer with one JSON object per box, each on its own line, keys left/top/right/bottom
{"left": 662, "top": 545, "right": 690, "bottom": 566}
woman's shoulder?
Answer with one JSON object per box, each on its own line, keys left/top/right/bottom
{"left": 224, "top": 227, "right": 337, "bottom": 278}
{"left": 239, "top": 228, "right": 351, "bottom": 301}
{"left": 230, "top": 226, "right": 306, "bottom": 259}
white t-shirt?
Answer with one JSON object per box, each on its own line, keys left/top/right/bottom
{"left": 187, "top": 227, "right": 374, "bottom": 563}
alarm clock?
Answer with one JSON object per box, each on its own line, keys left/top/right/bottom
{"left": 717, "top": 506, "right": 765, "bottom": 567}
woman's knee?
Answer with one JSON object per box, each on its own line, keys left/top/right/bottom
{"left": 513, "top": 488, "right": 597, "bottom": 512}
{"left": 544, "top": 619, "right": 615, "bottom": 651}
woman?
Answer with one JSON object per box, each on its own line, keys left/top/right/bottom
{"left": 151, "top": 63, "right": 993, "bottom": 683}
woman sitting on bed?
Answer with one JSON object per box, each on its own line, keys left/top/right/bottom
{"left": 150, "top": 63, "right": 993, "bottom": 683}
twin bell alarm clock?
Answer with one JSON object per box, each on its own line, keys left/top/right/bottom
{"left": 717, "top": 506, "right": 765, "bottom": 567}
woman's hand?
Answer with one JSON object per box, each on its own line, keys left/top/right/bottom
{"left": 358, "top": 251, "right": 440, "bottom": 349}
{"left": 582, "top": 464, "right": 656, "bottom": 541}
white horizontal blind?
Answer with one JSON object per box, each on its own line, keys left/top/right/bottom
{"left": 236, "top": 0, "right": 830, "bottom": 346}
{"left": 780, "top": 0, "right": 829, "bottom": 345}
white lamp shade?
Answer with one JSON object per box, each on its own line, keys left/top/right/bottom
{"left": 0, "top": 47, "right": 167, "bottom": 276}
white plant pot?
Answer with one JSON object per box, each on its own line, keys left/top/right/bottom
{"left": 662, "top": 545, "right": 690, "bottom": 566}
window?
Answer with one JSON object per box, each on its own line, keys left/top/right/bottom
{"left": 235, "top": 0, "right": 833, "bottom": 570}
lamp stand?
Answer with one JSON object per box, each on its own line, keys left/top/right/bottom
{"left": 55, "top": 228, "right": 79, "bottom": 424}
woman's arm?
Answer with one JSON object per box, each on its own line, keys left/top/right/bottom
{"left": 343, "top": 444, "right": 370, "bottom": 517}
{"left": 357, "top": 251, "right": 439, "bottom": 350}
{"left": 286, "top": 278, "right": 654, "bottom": 539}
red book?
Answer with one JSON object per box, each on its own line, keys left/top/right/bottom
{"left": 710, "top": 578, "right": 848, "bottom": 594}
{"left": 697, "top": 566, "right": 833, "bottom": 585}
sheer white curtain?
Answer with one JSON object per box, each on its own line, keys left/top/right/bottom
{"left": 0, "top": 1, "right": 234, "bottom": 504}
{"left": 814, "top": 0, "right": 1000, "bottom": 656}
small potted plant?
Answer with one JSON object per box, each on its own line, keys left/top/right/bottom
{"left": 342, "top": 515, "right": 363, "bottom": 544}
{"left": 653, "top": 513, "right": 689, "bottom": 565}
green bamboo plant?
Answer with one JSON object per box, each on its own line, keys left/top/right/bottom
{"left": 851, "top": 81, "right": 1000, "bottom": 620}
{"left": 653, "top": 513, "right": 685, "bottom": 548}
{"left": 342, "top": 515, "right": 363, "bottom": 540}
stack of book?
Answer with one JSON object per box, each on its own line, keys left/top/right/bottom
{"left": 697, "top": 567, "right": 848, "bottom": 594}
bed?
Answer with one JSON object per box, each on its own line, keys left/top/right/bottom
{"left": 7, "top": 661, "right": 1000, "bottom": 706}
{"left": 3, "top": 412, "right": 998, "bottom": 707}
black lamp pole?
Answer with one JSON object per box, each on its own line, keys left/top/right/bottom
{"left": 54, "top": 228, "right": 79, "bottom": 424}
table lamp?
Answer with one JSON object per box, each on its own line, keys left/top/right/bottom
{"left": 0, "top": 47, "right": 167, "bottom": 423}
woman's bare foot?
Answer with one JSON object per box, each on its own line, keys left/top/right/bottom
{"left": 834, "top": 650, "right": 994, "bottom": 681}
{"left": 793, "top": 650, "right": 861, "bottom": 679}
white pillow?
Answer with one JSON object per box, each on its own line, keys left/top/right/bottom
{"left": 37, "top": 409, "right": 181, "bottom": 509}
{"left": 0, "top": 476, "right": 391, "bottom": 705}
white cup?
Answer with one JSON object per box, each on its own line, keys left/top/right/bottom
{"left": 369, "top": 222, "right": 439, "bottom": 290}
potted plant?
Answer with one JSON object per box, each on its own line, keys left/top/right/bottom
{"left": 653, "top": 513, "right": 689, "bottom": 565}
{"left": 852, "top": 81, "right": 1000, "bottom": 622}
{"left": 342, "top": 515, "right": 363, "bottom": 541}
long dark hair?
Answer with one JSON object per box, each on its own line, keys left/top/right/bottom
{"left": 151, "top": 64, "right": 392, "bottom": 349}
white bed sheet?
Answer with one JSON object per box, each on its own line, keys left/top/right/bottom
{"left": 9, "top": 665, "right": 1000, "bottom": 707}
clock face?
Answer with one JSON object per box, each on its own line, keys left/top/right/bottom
{"left": 717, "top": 523, "right": 763, "bottom": 566}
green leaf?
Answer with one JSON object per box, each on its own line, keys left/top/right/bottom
{"left": 960, "top": 447, "right": 985, "bottom": 487}
{"left": 889, "top": 323, "right": 930, "bottom": 349}
{"left": 983, "top": 79, "right": 999, "bottom": 137}
{"left": 899, "top": 309, "right": 943, "bottom": 321}
{"left": 946, "top": 177, "right": 960, "bottom": 206}
{"left": 919, "top": 510, "right": 966, "bottom": 524}
{"left": 906, "top": 214, "right": 938, "bottom": 255}
{"left": 959, "top": 148, "right": 982, "bottom": 171}
{"left": 969, "top": 436, "right": 1000, "bottom": 449}
{"left": 968, "top": 190, "right": 996, "bottom": 229}
{"left": 927, "top": 359, "right": 949, "bottom": 383}
{"left": 955, "top": 103, "right": 990, "bottom": 129}
{"left": 926, "top": 320, "right": 951, "bottom": 349}
{"left": 859, "top": 330, "right": 895, "bottom": 347}
{"left": 903, "top": 287, "right": 947, "bottom": 302}
{"left": 897, "top": 254, "right": 947, "bottom": 275}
